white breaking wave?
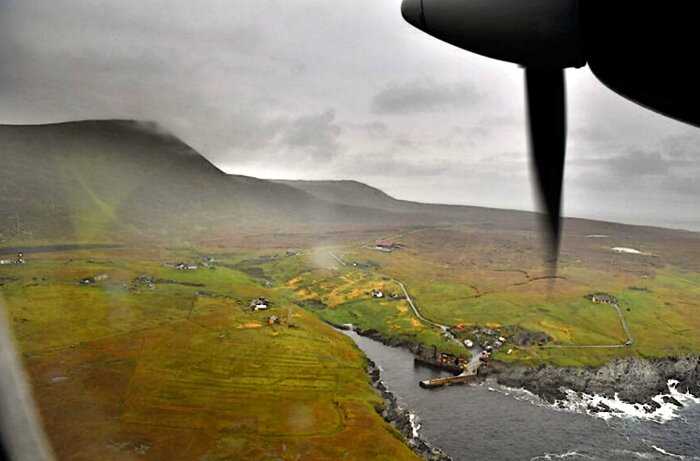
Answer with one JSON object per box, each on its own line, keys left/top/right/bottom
{"left": 555, "top": 380, "right": 700, "bottom": 423}
{"left": 610, "top": 449, "right": 656, "bottom": 459}
{"left": 611, "top": 246, "right": 646, "bottom": 255}
{"left": 486, "top": 383, "right": 542, "bottom": 402}
{"left": 486, "top": 380, "right": 699, "bottom": 423}
{"left": 650, "top": 444, "right": 699, "bottom": 460}
{"left": 408, "top": 412, "right": 421, "bottom": 439}
{"left": 530, "top": 450, "right": 597, "bottom": 460}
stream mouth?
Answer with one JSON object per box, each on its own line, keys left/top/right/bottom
{"left": 342, "top": 330, "right": 700, "bottom": 461}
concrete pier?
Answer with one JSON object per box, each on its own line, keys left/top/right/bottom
{"left": 419, "top": 372, "right": 478, "bottom": 389}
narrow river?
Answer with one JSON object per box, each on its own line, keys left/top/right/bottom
{"left": 343, "top": 330, "right": 700, "bottom": 461}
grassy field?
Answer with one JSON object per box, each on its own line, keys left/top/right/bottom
{"left": 314, "top": 227, "right": 700, "bottom": 367}
{"left": 0, "top": 246, "right": 419, "bottom": 461}
{"left": 228, "top": 226, "right": 700, "bottom": 368}
{"left": 2, "top": 223, "right": 700, "bottom": 459}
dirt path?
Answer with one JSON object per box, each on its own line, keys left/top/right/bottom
{"left": 328, "top": 252, "right": 347, "bottom": 267}
{"left": 541, "top": 302, "right": 633, "bottom": 349}
{"left": 328, "top": 250, "right": 468, "bottom": 354}
{"left": 327, "top": 246, "right": 636, "bottom": 354}
{"left": 393, "top": 280, "right": 448, "bottom": 330}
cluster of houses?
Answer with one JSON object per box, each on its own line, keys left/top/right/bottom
{"left": 454, "top": 325, "right": 512, "bottom": 355}
{"left": 248, "top": 299, "right": 293, "bottom": 328}
{"left": 369, "top": 288, "right": 403, "bottom": 300}
{"left": 0, "top": 252, "right": 25, "bottom": 266}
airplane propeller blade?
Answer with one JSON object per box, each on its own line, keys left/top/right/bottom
{"left": 400, "top": 0, "right": 583, "bottom": 268}
{"left": 525, "top": 67, "right": 567, "bottom": 264}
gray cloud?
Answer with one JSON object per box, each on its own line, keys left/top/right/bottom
{"left": 663, "top": 176, "right": 700, "bottom": 195}
{"left": 371, "top": 79, "right": 481, "bottom": 115}
{"left": 363, "top": 121, "right": 389, "bottom": 137}
{"left": 279, "top": 109, "right": 342, "bottom": 160}
{"left": 660, "top": 131, "right": 700, "bottom": 160}
{"left": 345, "top": 121, "right": 389, "bottom": 138}
{"left": 340, "top": 152, "right": 455, "bottom": 178}
{"left": 606, "top": 150, "right": 673, "bottom": 177}
{"left": 1, "top": 0, "right": 698, "bottom": 229}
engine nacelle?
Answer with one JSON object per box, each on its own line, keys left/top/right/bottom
{"left": 401, "top": 0, "right": 585, "bottom": 68}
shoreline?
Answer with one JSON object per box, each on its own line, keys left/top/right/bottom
{"left": 334, "top": 322, "right": 451, "bottom": 460}
{"left": 366, "top": 358, "right": 452, "bottom": 461}
{"left": 482, "top": 356, "right": 700, "bottom": 412}
{"left": 335, "top": 321, "right": 700, "bottom": 420}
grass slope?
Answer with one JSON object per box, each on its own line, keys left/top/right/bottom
{"left": 0, "top": 120, "right": 442, "bottom": 244}
{"left": 1, "top": 246, "right": 418, "bottom": 460}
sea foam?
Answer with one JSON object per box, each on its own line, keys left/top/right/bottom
{"left": 555, "top": 380, "right": 699, "bottom": 423}
{"left": 487, "top": 380, "right": 699, "bottom": 423}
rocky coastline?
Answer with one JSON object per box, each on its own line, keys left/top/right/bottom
{"left": 336, "top": 322, "right": 700, "bottom": 411}
{"left": 366, "top": 358, "right": 452, "bottom": 461}
{"left": 482, "top": 355, "right": 700, "bottom": 410}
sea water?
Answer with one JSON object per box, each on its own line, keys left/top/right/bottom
{"left": 343, "top": 331, "right": 700, "bottom": 461}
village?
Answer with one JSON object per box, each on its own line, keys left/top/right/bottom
{"left": 350, "top": 240, "right": 635, "bottom": 389}
{"left": 0, "top": 251, "right": 25, "bottom": 266}
{"left": 3, "top": 240, "right": 635, "bottom": 393}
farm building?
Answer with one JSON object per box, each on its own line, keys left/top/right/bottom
{"left": 175, "top": 262, "right": 198, "bottom": 271}
{"left": 588, "top": 293, "right": 618, "bottom": 305}
{"left": 373, "top": 240, "right": 402, "bottom": 252}
{"left": 267, "top": 315, "right": 280, "bottom": 325}
{"left": 370, "top": 289, "right": 384, "bottom": 298}
{"left": 250, "top": 297, "right": 270, "bottom": 311}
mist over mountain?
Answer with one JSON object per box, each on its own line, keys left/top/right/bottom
{"left": 0, "top": 120, "right": 473, "bottom": 243}
{"left": 0, "top": 121, "right": 403, "bottom": 242}
{"left": 1, "top": 120, "right": 697, "bottom": 252}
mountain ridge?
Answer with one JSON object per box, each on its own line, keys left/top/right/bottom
{"left": 1, "top": 119, "right": 696, "bottom": 245}
{"left": 0, "top": 120, "right": 467, "bottom": 243}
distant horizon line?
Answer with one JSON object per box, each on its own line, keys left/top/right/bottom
{"left": 258, "top": 173, "right": 700, "bottom": 234}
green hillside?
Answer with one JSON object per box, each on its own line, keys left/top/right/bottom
{"left": 2, "top": 120, "right": 695, "bottom": 253}
{"left": 0, "top": 121, "right": 442, "bottom": 244}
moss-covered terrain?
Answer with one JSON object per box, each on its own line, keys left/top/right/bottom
{"left": 1, "top": 245, "right": 419, "bottom": 461}
{"left": 2, "top": 221, "right": 700, "bottom": 459}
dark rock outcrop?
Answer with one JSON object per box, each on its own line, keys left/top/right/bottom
{"left": 483, "top": 356, "right": 700, "bottom": 404}
{"left": 366, "top": 359, "right": 452, "bottom": 461}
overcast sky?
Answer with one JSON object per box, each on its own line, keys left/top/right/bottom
{"left": 1, "top": 0, "right": 698, "bottom": 230}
